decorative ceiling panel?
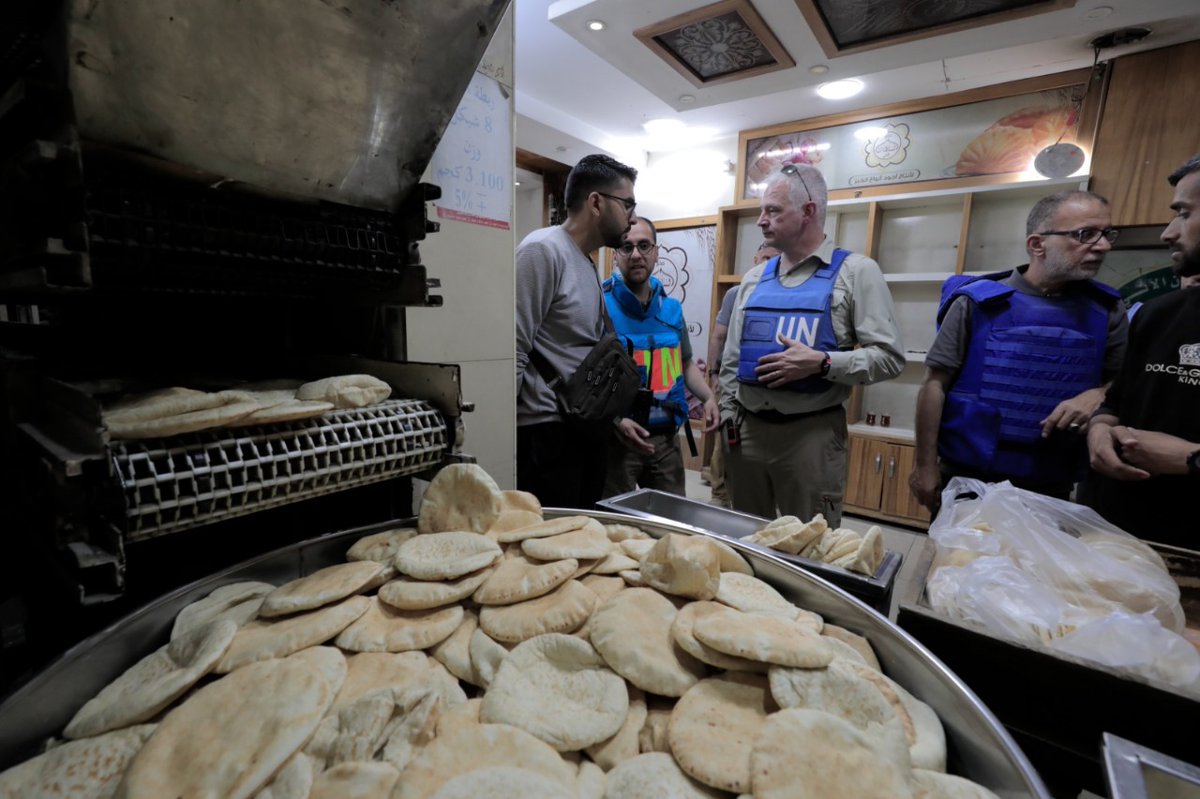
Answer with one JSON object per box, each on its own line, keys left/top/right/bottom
{"left": 635, "top": 0, "right": 794, "bottom": 88}
{"left": 796, "top": 0, "right": 1076, "bottom": 56}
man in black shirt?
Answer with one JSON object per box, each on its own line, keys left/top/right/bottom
{"left": 1087, "top": 154, "right": 1200, "bottom": 548}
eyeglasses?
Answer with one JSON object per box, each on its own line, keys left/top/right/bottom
{"left": 617, "top": 241, "right": 657, "bottom": 256}
{"left": 1038, "top": 227, "right": 1120, "bottom": 245}
{"left": 595, "top": 191, "right": 637, "bottom": 216}
{"left": 780, "top": 163, "right": 813, "bottom": 203}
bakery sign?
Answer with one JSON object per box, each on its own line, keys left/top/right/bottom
{"left": 739, "top": 81, "right": 1089, "bottom": 201}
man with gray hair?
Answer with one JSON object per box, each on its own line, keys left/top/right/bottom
{"left": 718, "top": 163, "right": 905, "bottom": 526}
{"left": 1085, "top": 155, "right": 1200, "bottom": 547}
{"left": 909, "top": 190, "right": 1128, "bottom": 512}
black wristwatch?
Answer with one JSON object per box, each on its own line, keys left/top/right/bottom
{"left": 1187, "top": 449, "right": 1200, "bottom": 476}
{"left": 818, "top": 352, "right": 832, "bottom": 377}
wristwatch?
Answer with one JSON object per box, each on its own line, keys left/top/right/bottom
{"left": 818, "top": 352, "right": 832, "bottom": 377}
{"left": 1187, "top": 449, "right": 1200, "bottom": 476}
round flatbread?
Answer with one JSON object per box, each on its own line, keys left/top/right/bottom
{"left": 481, "top": 634, "right": 628, "bottom": 751}
{"left": 667, "top": 673, "right": 774, "bottom": 794}
{"left": 768, "top": 658, "right": 898, "bottom": 732}
{"left": 170, "top": 581, "right": 274, "bottom": 641}
{"left": 0, "top": 724, "right": 156, "bottom": 799}
{"left": 589, "top": 588, "right": 706, "bottom": 697}
{"left": 215, "top": 595, "right": 370, "bottom": 673}
{"left": 692, "top": 605, "right": 833, "bottom": 668}
{"left": 715, "top": 572, "right": 800, "bottom": 618}
{"left": 259, "top": 561, "right": 384, "bottom": 617}
{"left": 65, "top": 619, "right": 237, "bottom": 739}
{"left": 605, "top": 752, "right": 728, "bottom": 799}
{"left": 473, "top": 555, "right": 577, "bottom": 606}
{"left": 477, "top": 580, "right": 597, "bottom": 643}
{"left": 309, "top": 761, "right": 401, "bottom": 799}
{"left": 431, "top": 765, "right": 573, "bottom": 799}
{"left": 379, "top": 567, "right": 493, "bottom": 610}
{"left": 496, "top": 516, "right": 590, "bottom": 544}
{"left": 345, "top": 528, "right": 417, "bottom": 563}
{"left": 521, "top": 524, "right": 611, "bottom": 561}
{"left": 418, "top": 463, "right": 503, "bottom": 534}
{"left": 671, "top": 601, "right": 767, "bottom": 673}
{"left": 431, "top": 610, "right": 480, "bottom": 685}
{"left": 335, "top": 597, "right": 464, "bottom": 653}
{"left": 395, "top": 532, "right": 501, "bottom": 581}
{"left": 584, "top": 689, "right": 646, "bottom": 771}
{"left": 639, "top": 534, "right": 721, "bottom": 600}
{"left": 296, "top": 374, "right": 391, "bottom": 409}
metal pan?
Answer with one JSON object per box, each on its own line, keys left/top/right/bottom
{"left": 0, "top": 511, "right": 1049, "bottom": 796}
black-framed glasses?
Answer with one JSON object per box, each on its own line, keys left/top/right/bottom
{"left": 1038, "top": 226, "right": 1120, "bottom": 245}
{"left": 617, "top": 241, "right": 657, "bottom": 256}
{"left": 595, "top": 191, "right": 637, "bottom": 216}
{"left": 780, "top": 163, "right": 813, "bottom": 202}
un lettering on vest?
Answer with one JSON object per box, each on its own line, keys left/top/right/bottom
{"left": 634, "top": 346, "right": 683, "bottom": 392}
{"left": 776, "top": 314, "right": 821, "bottom": 347}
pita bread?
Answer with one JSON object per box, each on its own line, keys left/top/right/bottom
{"left": 391, "top": 723, "right": 577, "bottom": 799}
{"left": 103, "top": 387, "right": 221, "bottom": 423}
{"left": 296, "top": 374, "right": 391, "bottom": 409}
{"left": 171, "top": 581, "right": 274, "bottom": 641}
{"left": 584, "top": 688, "right": 646, "bottom": 771}
{"left": 431, "top": 610, "right": 480, "bottom": 685}
{"left": 488, "top": 509, "right": 544, "bottom": 534}
{"left": 910, "top": 769, "right": 1002, "bottom": 799}
{"left": 252, "top": 751, "right": 313, "bottom": 799}
{"left": 478, "top": 578, "right": 597, "bottom": 643}
{"left": 215, "top": 595, "right": 370, "bottom": 673}
{"left": 692, "top": 605, "right": 833, "bottom": 668}
{"left": 65, "top": 619, "right": 237, "bottom": 739}
{"left": 469, "top": 627, "right": 511, "bottom": 688}
{"left": 309, "top": 761, "right": 400, "bottom": 799}
{"left": 481, "top": 634, "right": 628, "bottom": 751}
{"left": 418, "top": 464, "right": 503, "bottom": 534}
{"left": 639, "top": 534, "right": 721, "bottom": 600}
{"left": 473, "top": 555, "right": 577, "bottom": 606}
{"left": 334, "top": 597, "right": 464, "bottom": 653}
{"left": 746, "top": 514, "right": 827, "bottom": 555}
{"left": 502, "top": 489, "right": 542, "bottom": 514}
{"left": 604, "top": 752, "right": 726, "bottom": 799}
{"left": 602, "top": 523, "right": 652, "bottom": 542}
{"left": 767, "top": 658, "right": 898, "bottom": 731}
{"left": 496, "top": 515, "right": 590, "bottom": 543}
{"left": 435, "top": 696, "right": 483, "bottom": 738}
{"left": 638, "top": 705, "right": 672, "bottom": 754}
{"left": 575, "top": 760, "right": 606, "bottom": 799}
{"left": 619, "top": 538, "right": 655, "bottom": 561}
{"left": 331, "top": 651, "right": 430, "bottom": 713}
{"left": 378, "top": 567, "right": 492, "bottom": 610}
{"left": 520, "top": 524, "right": 611, "bottom": 561}
{"left": 259, "top": 562, "right": 384, "bottom": 617}
{"left": 589, "top": 551, "right": 640, "bottom": 575}
{"left": 822, "top": 624, "right": 881, "bottom": 671}
{"left": 715, "top": 572, "right": 801, "bottom": 619}
{"left": 287, "top": 646, "right": 348, "bottom": 698}
{"left": 711, "top": 539, "right": 754, "bottom": 575}
{"left": 579, "top": 574, "right": 626, "bottom": 605}
{"left": 430, "top": 765, "right": 574, "bottom": 799}
{"left": 116, "top": 656, "right": 335, "bottom": 799}
{"left": 749, "top": 708, "right": 914, "bottom": 799}
{"left": 667, "top": 673, "right": 774, "bottom": 793}
{"left": 829, "top": 525, "right": 884, "bottom": 576}
{"left": 106, "top": 395, "right": 262, "bottom": 439}
{"left": 229, "top": 399, "right": 333, "bottom": 426}
{"left": 0, "top": 724, "right": 155, "bottom": 799}
{"left": 671, "top": 601, "right": 767, "bottom": 673}
{"left": 589, "top": 588, "right": 706, "bottom": 697}
{"left": 394, "top": 532, "right": 501, "bottom": 580}
{"left": 345, "top": 528, "right": 417, "bottom": 563}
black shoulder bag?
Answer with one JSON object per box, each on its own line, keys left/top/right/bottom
{"left": 528, "top": 303, "right": 642, "bottom": 424}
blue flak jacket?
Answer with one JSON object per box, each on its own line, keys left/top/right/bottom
{"left": 737, "top": 250, "right": 847, "bottom": 393}
{"left": 603, "top": 274, "right": 688, "bottom": 432}
{"left": 936, "top": 270, "right": 1119, "bottom": 482}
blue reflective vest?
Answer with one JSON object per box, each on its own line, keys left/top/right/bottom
{"left": 603, "top": 275, "right": 688, "bottom": 431}
{"left": 937, "top": 270, "right": 1118, "bottom": 481}
{"left": 736, "top": 250, "right": 847, "bottom": 392}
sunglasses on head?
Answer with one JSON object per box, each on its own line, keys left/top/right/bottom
{"left": 780, "top": 163, "right": 814, "bottom": 201}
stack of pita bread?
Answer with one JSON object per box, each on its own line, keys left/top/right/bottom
{"left": 745, "top": 514, "right": 886, "bottom": 577}
{"left": 0, "top": 463, "right": 1000, "bottom": 799}
{"left": 100, "top": 375, "right": 392, "bottom": 440}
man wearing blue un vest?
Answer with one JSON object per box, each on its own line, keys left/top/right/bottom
{"left": 719, "top": 164, "right": 905, "bottom": 526}
{"left": 604, "top": 217, "right": 720, "bottom": 496}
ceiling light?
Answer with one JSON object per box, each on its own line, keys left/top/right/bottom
{"left": 1085, "top": 6, "right": 1113, "bottom": 20}
{"left": 586, "top": 19, "right": 605, "bottom": 31}
{"left": 679, "top": 94, "right": 695, "bottom": 104}
{"left": 853, "top": 126, "right": 887, "bottom": 141}
{"left": 643, "top": 118, "right": 686, "bottom": 137}
{"left": 817, "top": 79, "right": 863, "bottom": 100}
{"left": 514, "top": 181, "right": 521, "bottom": 186}
{"left": 808, "top": 64, "right": 829, "bottom": 75}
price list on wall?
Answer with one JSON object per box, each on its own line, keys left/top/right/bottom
{"left": 430, "top": 71, "right": 512, "bottom": 230}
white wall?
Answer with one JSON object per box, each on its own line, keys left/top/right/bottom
{"left": 514, "top": 185, "right": 543, "bottom": 245}
{"left": 408, "top": 8, "right": 516, "bottom": 488}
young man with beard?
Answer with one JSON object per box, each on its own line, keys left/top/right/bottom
{"left": 1086, "top": 155, "right": 1200, "bottom": 547}
{"left": 602, "top": 217, "right": 719, "bottom": 496}
{"left": 909, "top": 190, "right": 1129, "bottom": 512}
{"left": 515, "top": 154, "right": 638, "bottom": 507}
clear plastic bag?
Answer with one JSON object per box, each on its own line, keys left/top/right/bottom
{"left": 925, "top": 478, "right": 1199, "bottom": 691}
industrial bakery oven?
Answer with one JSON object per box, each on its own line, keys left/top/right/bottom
{"left": 0, "top": 0, "right": 510, "bottom": 691}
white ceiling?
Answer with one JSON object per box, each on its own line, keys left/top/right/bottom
{"left": 514, "top": 0, "right": 1200, "bottom": 161}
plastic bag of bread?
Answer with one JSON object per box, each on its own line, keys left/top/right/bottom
{"left": 925, "top": 478, "right": 1199, "bottom": 692}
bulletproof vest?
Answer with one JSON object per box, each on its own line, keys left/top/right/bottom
{"left": 604, "top": 275, "right": 688, "bottom": 431}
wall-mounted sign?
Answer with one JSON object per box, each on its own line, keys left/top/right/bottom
{"left": 430, "top": 71, "right": 512, "bottom": 229}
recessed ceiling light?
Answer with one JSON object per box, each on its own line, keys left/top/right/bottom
{"left": 809, "top": 64, "right": 829, "bottom": 75}
{"left": 643, "top": 118, "right": 686, "bottom": 137}
{"left": 817, "top": 78, "right": 864, "bottom": 100}
{"left": 1085, "top": 6, "right": 1113, "bottom": 19}
{"left": 679, "top": 94, "right": 695, "bottom": 104}
{"left": 586, "top": 19, "right": 605, "bottom": 31}
{"left": 514, "top": 181, "right": 521, "bottom": 186}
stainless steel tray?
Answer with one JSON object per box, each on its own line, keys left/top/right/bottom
{"left": 598, "top": 488, "right": 902, "bottom": 612}
{"left": 0, "top": 511, "right": 1048, "bottom": 797}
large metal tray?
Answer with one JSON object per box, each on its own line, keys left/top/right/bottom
{"left": 598, "top": 488, "right": 902, "bottom": 613}
{"left": 0, "top": 511, "right": 1048, "bottom": 797}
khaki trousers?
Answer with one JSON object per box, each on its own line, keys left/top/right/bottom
{"left": 604, "top": 431, "right": 686, "bottom": 497}
{"left": 724, "top": 405, "right": 848, "bottom": 526}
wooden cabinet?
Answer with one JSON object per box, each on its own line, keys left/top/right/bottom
{"left": 843, "top": 433, "right": 931, "bottom": 528}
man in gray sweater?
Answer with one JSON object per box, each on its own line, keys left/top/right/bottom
{"left": 516, "top": 154, "right": 639, "bottom": 507}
